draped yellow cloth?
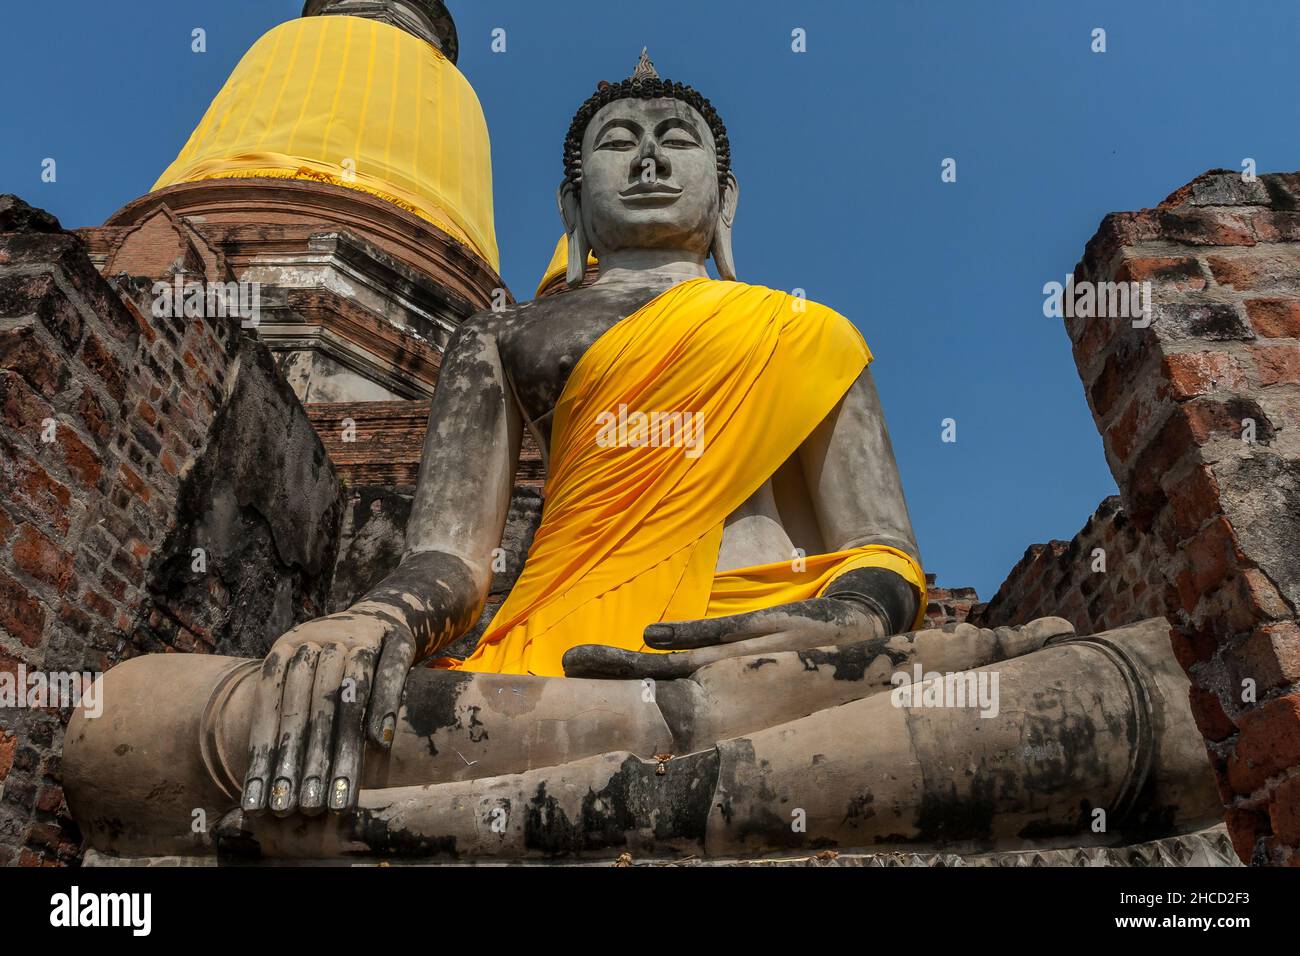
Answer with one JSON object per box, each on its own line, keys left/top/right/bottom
{"left": 454, "top": 278, "right": 926, "bottom": 677}
{"left": 152, "top": 16, "right": 500, "bottom": 270}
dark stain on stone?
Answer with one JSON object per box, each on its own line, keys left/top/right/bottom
{"left": 213, "top": 819, "right": 262, "bottom": 862}
{"left": 842, "top": 790, "right": 876, "bottom": 827}
{"left": 352, "top": 807, "right": 460, "bottom": 859}
{"left": 1262, "top": 174, "right": 1299, "bottom": 211}
{"left": 1018, "top": 800, "right": 1093, "bottom": 841}
{"left": 401, "top": 669, "right": 474, "bottom": 757}
{"left": 144, "top": 337, "right": 344, "bottom": 660}
{"left": 466, "top": 704, "right": 488, "bottom": 743}
{"left": 914, "top": 775, "right": 997, "bottom": 844}
{"left": 796, "top": 641, "right": 900, "bottom": 681}
{"left": 522, "top": 751, "right": 719, "bottom": 857}
{"left": 713, "top": 739, "right": 805, "bottom": 851}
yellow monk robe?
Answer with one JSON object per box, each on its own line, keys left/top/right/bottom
{"left": 454, "top": 278, "right": 925, "bottom": 677}
{"left": 152, "top": 16, "right": 499, "bottom": 270}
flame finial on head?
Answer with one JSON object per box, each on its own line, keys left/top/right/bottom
{"left": 632, "top": 48, "right": 659, "bottom": 82}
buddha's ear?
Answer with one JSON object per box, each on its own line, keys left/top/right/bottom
{"left": 558, "top": 181, "right": 592, "bottom": 289}
{"left": 711, "top": 171, "right": 740, "bottom": 281}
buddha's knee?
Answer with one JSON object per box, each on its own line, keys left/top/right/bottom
{"left": 706, "top": 617, "right": 1221, "bottom": 855}
{"left": 64, "top": 654, "right": 258, "bottom": 858}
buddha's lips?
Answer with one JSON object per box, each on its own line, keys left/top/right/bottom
{"left": 620, "top": 182, "right": 683, "bottom": 204}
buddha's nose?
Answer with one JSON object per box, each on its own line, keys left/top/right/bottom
{"left": 636, "top": 135, "right": 670, "bottom": 182}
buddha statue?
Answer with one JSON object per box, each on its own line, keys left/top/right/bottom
{"left": 64, "top": 53, "right": 1221, "bottom": 862}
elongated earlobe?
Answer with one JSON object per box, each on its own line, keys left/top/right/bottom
{"left": 711, "top": 172, "right": 740, "bottom": 281}
{"left": 558, "top": 182, "right": 592, "bottom": 288}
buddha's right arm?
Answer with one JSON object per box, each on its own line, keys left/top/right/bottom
{"left": 243, "top": 316, "right": 522, "bottom": 817}
{"left": 357, "top": 315, "right": 524, "bottom": 659}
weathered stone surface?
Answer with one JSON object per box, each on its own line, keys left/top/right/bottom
{"left": 1067, "top": 168, "right": 1300, "bottom": 864}
{"left": 326, "top": 482, "right": 543, "bottom": 660}
{"left": 0, "top": 196, "right": 62, "bottom": 235}
{"left": 446, "top": 486, "right": 543, "bottom": 658}
{"left": 78, "top": 822, "right": 1242, "bottom": 867}
{"left": 0, "top": 198, "right": 346, "bottom": 861}
{"left": 143, "top": 338, "right": 344, "bottom": 659}
{"left": 327, "top": 485, "right": 414, "bottom": 611}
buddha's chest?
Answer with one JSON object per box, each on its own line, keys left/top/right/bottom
{"left": 500, "top": 318, "right": 618, "bottom": 427}
{"left": 498, "top": 287, "right": 664, "bottom": 438}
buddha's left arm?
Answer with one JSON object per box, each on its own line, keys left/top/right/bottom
{"left": 797, "top": 366, "right": 923, "bottom": 635}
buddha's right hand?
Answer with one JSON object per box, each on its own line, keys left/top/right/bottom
{"left": 241, "top": 603, "right": 416, "bottom": 817}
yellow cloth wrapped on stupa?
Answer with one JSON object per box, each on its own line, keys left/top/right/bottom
{"left": 453, "top": 278, "right": 925, "bottom": 676}
{"left": 153, "top": 15, "right": 499, "bottom": 271}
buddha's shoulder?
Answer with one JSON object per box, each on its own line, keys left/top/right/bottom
{"left": 727, "top": 281, "right": 866, "bottom": 348}
{"left": 457, "top": 284, "right": 662, "bottom": 340}
{"left": 717, "top": 280, "right": 850, "bottom": 316}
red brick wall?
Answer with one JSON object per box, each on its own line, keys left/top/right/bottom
{"left": 972, "top": 496, "right": 1168, "bottom": 635}
{"left": 920, "top": 574, "right": 983, "bottom": 628}
{"left": 305, "top": 399, "right": 545, "bottom": 489}
{"left": 0, "top": 202, "right": 240, "bottom": 865}
{"left": 1068, "top": 169, "right": 1300, "bottom": 864}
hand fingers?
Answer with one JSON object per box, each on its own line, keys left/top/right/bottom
{"left": 242, "top": 645, "right": 293, "bottom": 815}
{"left": 562, "top": 644, "right": 698, "bottom": 680}
{"left": 673, "top": 628, "right": 844, "bottom": 670}
{"left": 269, "top": 642, "right": 321, "bottom": 815}
{"left": 329, "top": 645, "right": 377, "bottom": 812}
{"left": 299, "top": 642, "right": 346, "bottom": 815}
{"left": 644, "top": 610, "right": 777, "bottom": 650}
{"left": 367, "top": 629, "right": 416, "bottom": 748}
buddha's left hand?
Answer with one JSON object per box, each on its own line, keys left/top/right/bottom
{"left": 562, "top": 594, "right": 889, "bottom": 680}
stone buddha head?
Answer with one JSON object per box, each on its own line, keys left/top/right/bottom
{"left": 559, "top": 50, "right": 740, "bottom": 287}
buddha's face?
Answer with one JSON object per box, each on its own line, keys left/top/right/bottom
{"left": 578, "top": 97, "right": 721, "bottom": 257}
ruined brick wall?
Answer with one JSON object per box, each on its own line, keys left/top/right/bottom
{"left": 0, "top": 203, "right": 238, "bottom": 863}
{"left": 305, "top": 399, "right": 545, "bottom": 488}
{"left": 0, "top": 198, "right": 342, "bottom": 864}
{"left": 920, "top": 575, "right": 983, "bottom": 628}
{"left": 972, "top": 496, "right": 1168, "bottom": 634}
{"left": 1068, "top": 170, "right": 1300, "bottom": 864}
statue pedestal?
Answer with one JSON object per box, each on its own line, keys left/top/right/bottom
{"left": 81, "top": 824, "right": 1239, "bottom": 868}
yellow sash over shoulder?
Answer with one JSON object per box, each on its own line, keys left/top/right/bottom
{"left": 455, "top": 278, "right": 925, "bottom": 676}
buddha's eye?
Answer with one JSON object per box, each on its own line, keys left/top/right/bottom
{"left": 596, "top": 137, "right": 637, "bottom": 151}
{"left": 661, "top": 137, "right": 697, "bottom": 149}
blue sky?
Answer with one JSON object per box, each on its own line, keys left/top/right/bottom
{"left": 3, "top": 0, "right": 1296, "bottom": 600}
